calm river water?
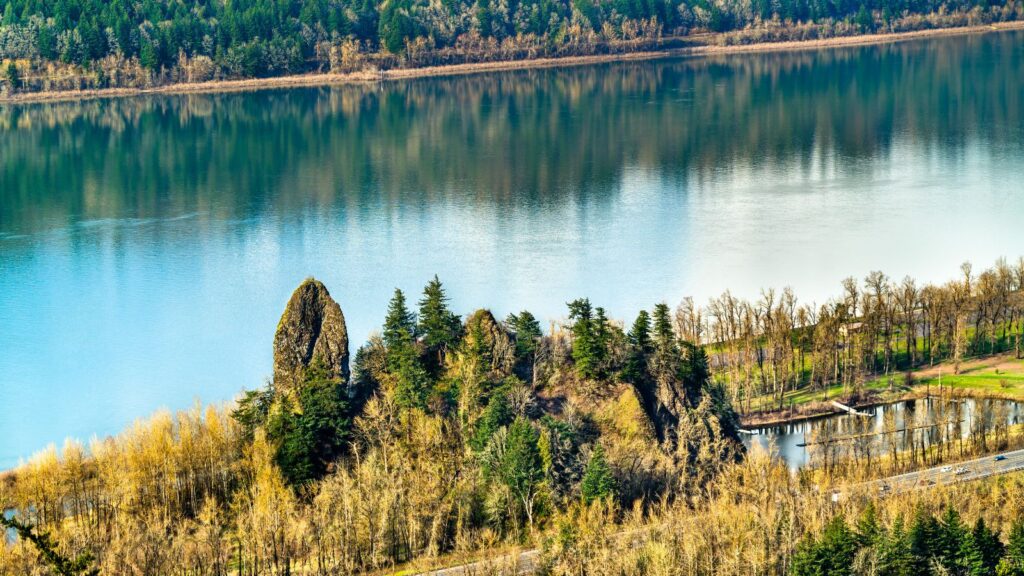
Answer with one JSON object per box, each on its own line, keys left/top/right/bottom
{"left": 743, "top": 397, "right": 1024, "bottom": 469}
{"left": 2, "top": 30, "right": 1024, "bottom": 468}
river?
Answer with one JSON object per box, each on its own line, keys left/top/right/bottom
{"left": 2, "top": 30, "right": 1023, "bottom": 468}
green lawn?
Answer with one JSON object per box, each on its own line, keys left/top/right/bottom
{"left": 913, "top": 360, "right": 1024, "bottom": 394}
{"left": 744, "top": 355, "right": 1024, "bottom": 414}
{"left": 746, "top": 378, "right": 892, "bottom": 412}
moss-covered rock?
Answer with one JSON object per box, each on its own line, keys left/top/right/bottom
{"left": 273, "top": 278, "right": 349, "bottom": 392}
{"left": 593, "top": 385, "right": 671, "bottom": 502}
{"left": 594, "top": 385, "right": 657, "bottom": 444}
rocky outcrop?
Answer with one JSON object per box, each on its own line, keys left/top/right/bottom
{"left": 462, "top": 309, "right": 516, "bottom": 376}
{"left": 633, "top": 342, "right": 711, "bottom": 445}
{"left": 273, "top": 278, "right": 349, "bottom": 392}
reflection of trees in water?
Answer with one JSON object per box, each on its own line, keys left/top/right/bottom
{"left": 1, "top": 31, "right": 1022, "bottom": 234}
{"left": 805, "top": 398, "right": 1021, "bottom": 472}
{"left": 995, "top": 401, "right": 1011, "bottom": 449}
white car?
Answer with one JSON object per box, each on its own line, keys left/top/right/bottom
{"left": 955, "top": 467, "right": 969, "bottom": 475}
{"left": 940, "top": 465, "right": 953, "bottom": 473}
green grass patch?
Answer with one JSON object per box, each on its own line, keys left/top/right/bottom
{"left": 744, "top": 356, "right": 1024, "bottom": 413}
{"left": 915, "top": 359, "right": 1024, "bottom": 395}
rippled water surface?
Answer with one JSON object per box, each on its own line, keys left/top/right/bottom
{"left": 2, "top": 30, "right": 1024, "bottom": 468}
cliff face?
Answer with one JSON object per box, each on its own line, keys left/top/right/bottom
{"left": 273, "top": 278, "right": 350, "bottom": 392}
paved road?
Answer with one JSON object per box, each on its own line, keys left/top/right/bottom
{"left": 863, "top": 447, "right": 1024, "bottom": 496}
{"left": 419, "top": 449, "right": 1024, "bottom": 576}
{"left": 423, "top": 549, "right": 539, "bottom": 576}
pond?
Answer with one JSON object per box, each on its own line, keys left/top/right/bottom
{"left": 742, "top": 397, "right": 1024, "bottom": 469}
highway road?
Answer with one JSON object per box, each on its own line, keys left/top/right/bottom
{"left": 418, "top": 448, "right": 1024, "bottom": 576}
{"left": 863, "top": 447, "right": 1024, "bottom": 496}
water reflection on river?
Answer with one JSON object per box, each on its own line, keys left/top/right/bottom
{"left": 742, "top": 397, "right": 1024, "bottom": 469}
{"left": 3, "top": 29, "right": 1024, "bottom": 468}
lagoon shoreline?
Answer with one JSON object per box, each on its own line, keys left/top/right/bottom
{"left": 3, "top": 20, "right": 1023, "bottom": 105}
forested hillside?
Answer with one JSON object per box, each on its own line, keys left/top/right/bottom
{"left": 2, "top": 260, "right": 1024, "bottom": 574}
{"left": 0, "top": 0, "right": 1021, "bottom": 92}
{"left": 0, "top": 276, "right": 744, "bottom": 574}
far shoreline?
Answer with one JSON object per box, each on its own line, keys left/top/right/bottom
{"left": 2, "top": 20, "right": 1023, "bottom": 105}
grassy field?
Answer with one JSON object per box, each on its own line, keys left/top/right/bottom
{"left": 909, "top": 355, "right": 1024, "bottom": 394}
{"left": 744, "top": 376, "right": 892, "bottom": 413}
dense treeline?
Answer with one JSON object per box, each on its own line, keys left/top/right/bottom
{"left": 694, "top": 259, "right": 1024, "bottom": 414}
{"left": 793, "top": 504, "right": 1024, "bottom": 575}
{"left": 0, "top": 0, "right": 1021, "bottom": 93}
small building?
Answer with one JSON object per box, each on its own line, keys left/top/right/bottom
{"left": 839, "top": 322, "right": 864, "bottom": 339}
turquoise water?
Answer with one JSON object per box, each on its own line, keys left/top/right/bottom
{"left": 2, "top": 30, "right": 1024, "bottom": 468}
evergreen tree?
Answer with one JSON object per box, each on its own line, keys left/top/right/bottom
{"left": 970, "top": 517, "right": 1004, "bottom": 574}
{"left": 475, "top": 0, "right": 494, "bottom": 35}
{"left": 378, "top": 0, "right": 413, "bottom": 53}
{"left": 568, "top": 298, "right": 603, "bottom": 380}
{"left": 500, "top": 417, "right": 545, "bottom": 526}
{"left": 349, "top": 342, "right": 382, "bottom": 412}
{"left": 652, "top": 302, "right": 675, "bottom": 349}
{"left": 1007, "top": 518, "right": 1024, "bottom": 567}
{"left": 383, "top": 288, "right": 430, "bottom": 408}
{"left": 268, "top": 394, "right": 315, "bottom": 485}
{"left": 296, "top": 362, "right": 351, "bottom": 469}
{"left": 938, "top": 505, "right": 968, "bottom": 572}
{"left": 233, "top": 385, "right": 277, "bottom": 442}
{"left": 877, "top": 515, "right": 914, "bottom": 576}
{"left": 507, "top": 310, "right": 543, "bottom": 381}
{"left": 680, "top": 341, "right": 710, "bottom": 404}
{"left": 580, "top": 444, "right": 616, "bottom": 504}
{"left": 418, "top": 275, "right": 462, "bottom": 372}
{"left": 856, "top": 502, "right": 883, "bottom": 548}
{"left": 383, "top": 288, "right": 417, "bottom": 348}
{"left": 648, "top": 302, "right": 683, "bottom": 398}
{"left": 4, "top": 61, "right": 20, "bottom": 92}
{"left": 628, "top": 310, "right": 653, "bottom": 353}
{"left": 624, "top": 309, "right": 653, "bottom": 384}
{"left": 594, "top": 306, "right": 610, "bottom": 367}
{"left": 390, "top": 335, "right": 431, "bottom": 409}
{"left": 960, "top": 532, "right": 988, "bottom": 576}
{"left": 507, "top": 310, "right": 542, "bottom": 360}
{"left": 140, "top": 38, "right": 160, "bottom": 70}
{"left": 792, "top": 515, "right": 858, "bottom": 576}
{"left": 233, "top": 361, "right": 351, "bottom": 487}
{"left": 471, "top": 390, "right": 513, "bottom": 451}
{"left": 537, "top": 415, "right": 581, "bottom": 499}
{"left": 266, "top": 362, "right": 351, "bottom": 486}
{"left": 998, "top": 559, "right": 1024, "bottom": 576}
{"left": 463, "top": 311, "right": 494, "bottom": 380}
{"left": 908, "top": 508, "right": 939, "bottom": 574}
{"left": 856, "top": 4, "right": 875, "bottom": 31}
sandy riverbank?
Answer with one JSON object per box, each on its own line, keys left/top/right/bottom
{"left": 2, "top": 20, "right": 1022, "bottom": 105}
